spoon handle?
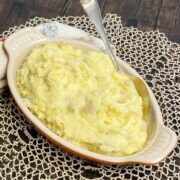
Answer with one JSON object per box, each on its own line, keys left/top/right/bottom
{"left": 80, "top": 0, "right": 122, "bottom": 72}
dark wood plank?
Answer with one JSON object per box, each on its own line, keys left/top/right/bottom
{"left": 0, "top": 0, "right": 28, "bottom": 32}
{"left": 102, "top": 0, "right": 142, "bottom": 26}
{"left": 169, "top": 0, "right": 180, "bottom": 43}
{"left": 168, "top": 1, "right": 180, "bottom": 43}
{"left": 157, "top": 0, "right": 179, "bottom": 29}
{"left": 26, "top": 0, "right": 68, "bottom": 18}
{"left": 0, "top": 0, "right": 68, "bottom": 33}
{"left": 0, "top": 0, "right": 180, "bottom": 43}
{"left": 103, "top": 0, "right": 142, "bottom": 17}
{"left": 175, "top": 3, "right": 180, "bottom": 29}
{"left": 0, "top": 0, "right": 14, "bottom": 29}
{"left": 137, "top": 0, "right": 163, "bottom": 31}
{"left": 64, "top": 0, "right": 106, "bottom": 16}
{"left": 156, "top": 0, "right": 179, "bottom": 40}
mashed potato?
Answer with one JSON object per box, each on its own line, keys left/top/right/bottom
{"left": 16, "top": 43, "right": 147, "bottom": 156}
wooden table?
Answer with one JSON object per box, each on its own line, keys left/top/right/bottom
{"left": 0, "top": 0, "right": 180, "bottom": 43}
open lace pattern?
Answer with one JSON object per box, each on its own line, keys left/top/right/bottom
{"left": 0, "top": 14, "right": 179, "bottom": 179}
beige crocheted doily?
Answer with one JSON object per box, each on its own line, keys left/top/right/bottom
{"left": 0, "top": 14, "right": 179, "bottom": 179}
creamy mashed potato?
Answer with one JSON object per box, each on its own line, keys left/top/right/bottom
{"left": 16, "top": 43, "right": 147, "bottom": 155}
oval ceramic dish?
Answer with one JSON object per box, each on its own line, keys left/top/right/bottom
{"left": 0, "top": 22, "right": 177, "bottom": 165}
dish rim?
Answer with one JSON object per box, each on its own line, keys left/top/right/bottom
{"left": 3, "top": 23, "right": 177, "bottom": 165}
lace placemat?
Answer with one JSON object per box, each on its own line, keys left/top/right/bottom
{"left": 0, "top": 14, "right": 179, "bottom": 180}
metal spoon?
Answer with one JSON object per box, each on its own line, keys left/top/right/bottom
{"left": 80, "top": 0, "right": 150, "bottom": 121}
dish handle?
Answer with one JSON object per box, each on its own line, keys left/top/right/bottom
{"left": 0, "top": 39, "right": 8, "bottom": 89}
{"left": 135, "top": 125, "right": 177, "bottom": 164}
{"left": 0, "top": 27, "right": 46, "bottom": 90}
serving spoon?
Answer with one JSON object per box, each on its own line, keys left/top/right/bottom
{"left": 80, "top": 0, "right": 150, "bottom": 121}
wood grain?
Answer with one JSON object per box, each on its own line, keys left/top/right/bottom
{"left": 64, "top": 0, "right": 106, "bottom": 16}
{"left": 0, "top": 0, "right": 180, "bottom": 43}
{"left": 137, "top": 0, "right": 163, "bottom": 31}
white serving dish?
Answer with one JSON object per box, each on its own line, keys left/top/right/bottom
{"left": 0, "top": 22, "right": 177, "bottom": 165}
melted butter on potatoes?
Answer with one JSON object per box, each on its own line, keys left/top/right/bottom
{"left": 16, "top": 43, "right": 147, "bottom": 156}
